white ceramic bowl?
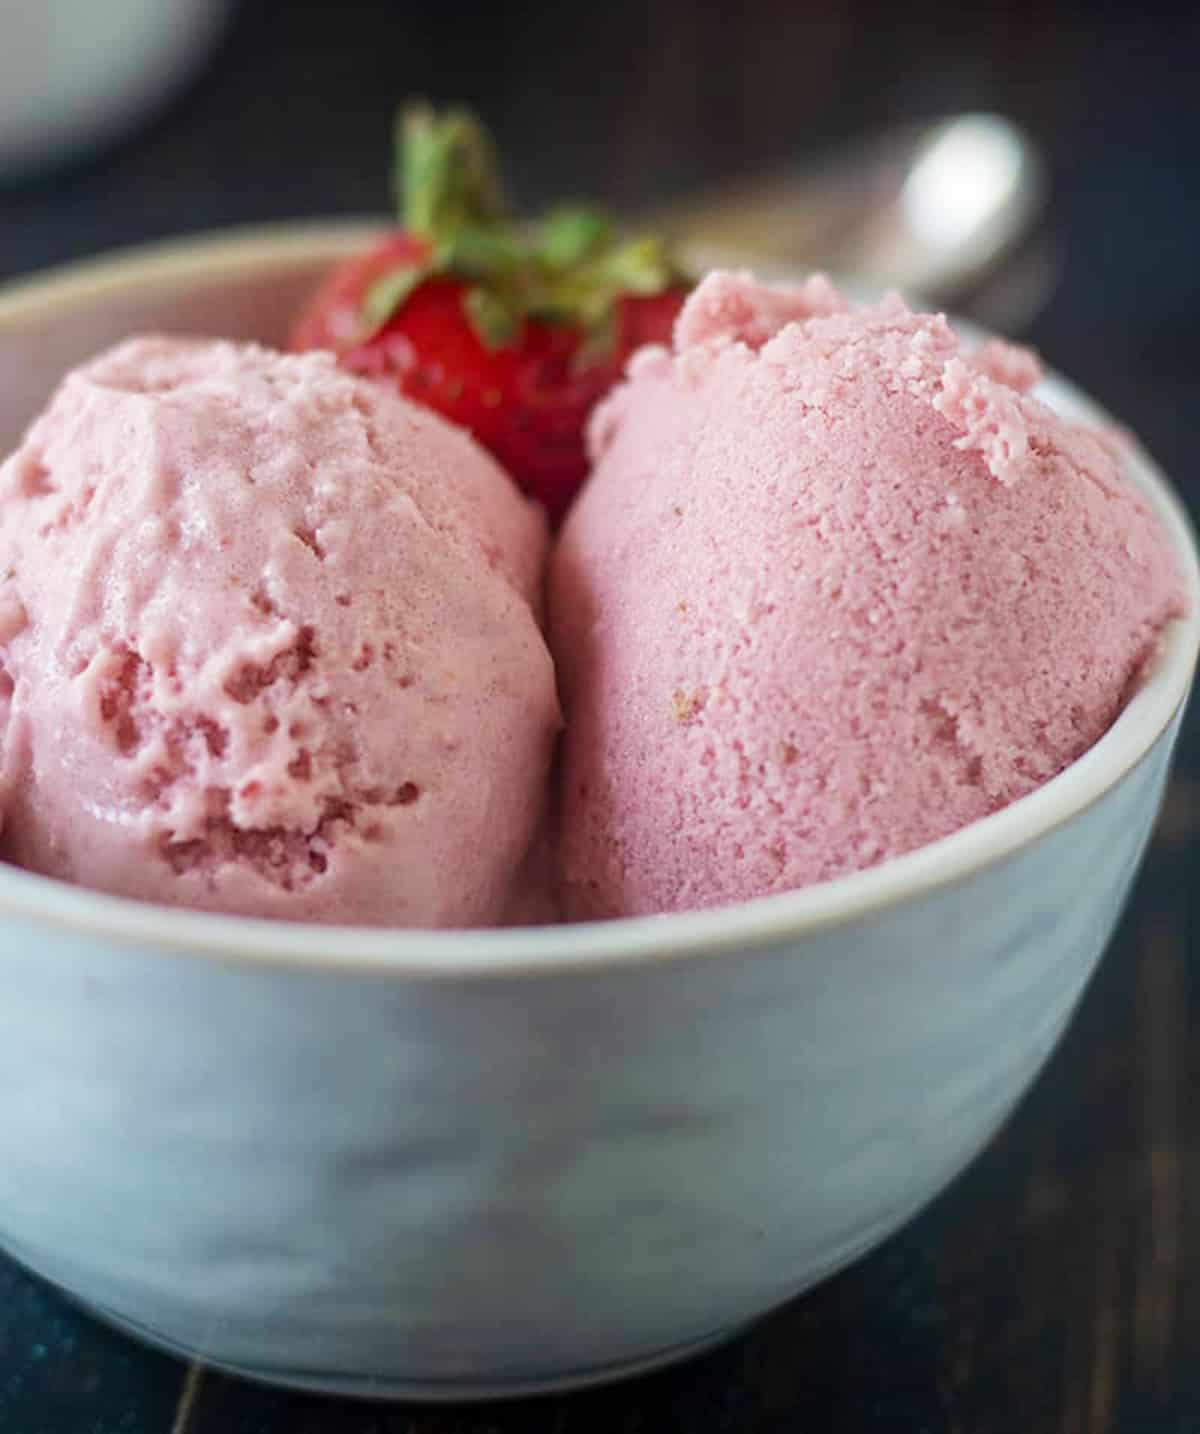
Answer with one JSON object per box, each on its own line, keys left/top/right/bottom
{"left": 0, "top": 227, "right": 1196, "bottom": 1401}
{"left": 0, "top": 0, "right": 232, "bottom": 179}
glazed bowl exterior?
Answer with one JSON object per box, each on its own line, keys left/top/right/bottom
{"left": 0, "top": 228, "right": 1195, "bottom": 1399}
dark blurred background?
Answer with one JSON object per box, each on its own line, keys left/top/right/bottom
{"left": 1, "top": 3, "right": 1198, "bottom": 1431}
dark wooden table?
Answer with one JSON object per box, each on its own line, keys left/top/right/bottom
{"left": 1, "top": 3, "right": 1197, "bottom": 1430}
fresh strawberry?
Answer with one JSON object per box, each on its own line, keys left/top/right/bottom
{"left": 290, "top": 104, "right": 690, "bottom": 523}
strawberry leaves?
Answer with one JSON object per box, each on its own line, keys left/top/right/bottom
{"left": 362, "top": 102, "right": 685, "bottom": 356}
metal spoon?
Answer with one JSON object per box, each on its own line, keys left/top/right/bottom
{"left": 648, "top": 113, "right": 1053, "bottom": 329}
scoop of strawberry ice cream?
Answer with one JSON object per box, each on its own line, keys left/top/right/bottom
{"left": 550, "top": 271, "right": 1187, "bottom": 919}
{"left": 0, "top": 337, "right": 559, "bottom": 927}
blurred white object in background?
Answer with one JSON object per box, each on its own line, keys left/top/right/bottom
{"left": 0, "top": 0, "right": 232, "bottom": 179}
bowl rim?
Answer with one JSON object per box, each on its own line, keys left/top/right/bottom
{"left": 0, "top": 221, "right": 1196, "bottom": 978}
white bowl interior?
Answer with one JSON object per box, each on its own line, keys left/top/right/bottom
{"left": 0, "top": 223, "right": 1196, "bottom": 972}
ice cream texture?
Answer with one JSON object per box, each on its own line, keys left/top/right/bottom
{"left": 551, "top": 271, "right": 1187, "bottom": 919}
{"left": 0, "top": 337, "right": 559, "bottom": 926}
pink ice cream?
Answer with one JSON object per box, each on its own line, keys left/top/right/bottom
{"left": 551, "top": 271, "right": 1187, "bottom": 919}
{"left": 0, "top": 337, "right": 559, "bottom": 926}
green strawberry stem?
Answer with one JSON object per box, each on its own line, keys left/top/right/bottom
{"left": 396, "top": 104, "right": 509, "bottom": 239}
{"left": 364, "top": 101, "right": 685, "bottom": 355}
